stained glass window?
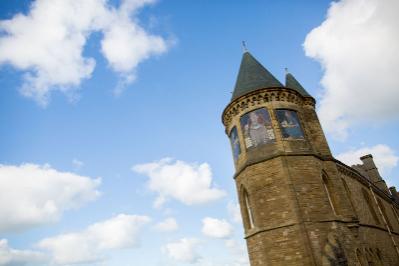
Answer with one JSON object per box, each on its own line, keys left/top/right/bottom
{"left": 276, "top": 109, "right": 304, "bottom": 139}
{"left": 229, "top": 127, "right": 241, "bottom": 162}
{"left": 240, "top": 108, "right": 275, "bottom": 149}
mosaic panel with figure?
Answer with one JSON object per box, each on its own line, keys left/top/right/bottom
{"left": 240, "top": 108, "right": 275, "bottom": 149}
{"left": 276, "top": 109, "right": 304, "bottom": 139}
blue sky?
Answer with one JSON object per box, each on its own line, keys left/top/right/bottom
{"left": 1, "top": 0, "right": 398, "bottom": 265}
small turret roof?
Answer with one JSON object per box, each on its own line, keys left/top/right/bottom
{"left": 285, "top": 72, "right": 310, "bottom": 97}
{"left": 231, "top": 52, "right": 283, "bottom": 101}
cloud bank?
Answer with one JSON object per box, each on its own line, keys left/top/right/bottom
{"left": 154, "top": 217, "right": 178, "bottom": 232}
{"left": 304, "top": 0, "right": 399, "bottom": 140}
{"left": 132, "top": 158, "right": 225, "bottom": 207}
{"left": 0, "top": 239, "right": 46, "bottom": 266}
{"left": 0, "top": 0, "right": 169, "bottom": 105}
{"left": 0, "top": 163, "right": 100, "bottom": 233}
{"left": 38, "top": 214, "right": 150, "bottom": 265}
{"left": 162, "top": 238, "right": 201, "bottom": 264}
{"left": 201, "top": 217, "right": 233, "bottom": 239}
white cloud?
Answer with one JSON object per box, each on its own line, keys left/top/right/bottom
{"left": 336, "top": 144, "right": 399, "bottom": 179}
{"left": 72, "top": 158, "right": 84, "bottom": 170}
{"left": 224, "top": 239, "right": 250, "bottom": 266}
{"left": 0, "top": 163, "right": 101, "bottom": 233}
{"left": 162, "top": 238, "right": 201, "bottom": 264}
{"left": 227, "top": 202, "right": 242, "bottom": 224}
{"left": 0, "top": 0, "right": 169, "bottom": 105}
{"left": 38, "top": 214, "right": 150, "bottom": 265}
{"left": 132, "top": 158, "right": 226, "bottom": 208}
{"left": 304, "top": 0, "right": 399, "bottom": 140}
{"left": 201, "top": 217, "right": 233, "bottom": 239}
{"left": 154, "top": 217, "right": 178, "bottom": 232}
{"left": 0, "top": 239, "right": 46, "bottom": 266}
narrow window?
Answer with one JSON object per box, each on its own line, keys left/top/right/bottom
{"left": 322, "top": 173, "right": 339, "bottom": 215}
{"left": 229, "top": 127, "right": 241, "bottom": 162}
{"left": 242, "top": 188, "right": 255, "bottom": 229}
{"left": 377, "top": 198, "right": 393, "bottom": 231}
{"left": 362, "top": 188, "right": 380, "bottom": 225}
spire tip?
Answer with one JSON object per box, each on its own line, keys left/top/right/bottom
{"left": 242, "top": 41, "right": 248, "bottom": 52}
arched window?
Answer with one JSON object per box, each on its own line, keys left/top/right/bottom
{"left": 242, "top": 187, "right": 255, "bottom": 229}
{"left": 341, "top": 178, "right": 356, "bottom": 214}
{"left": 322, "top": 173, "right": 339, "bottom": 215}
{"left": 377, "top": 198, "right": 393, "bottom": 231}
{"left": 362, "top": 188, "right": 380, "bottom": 225}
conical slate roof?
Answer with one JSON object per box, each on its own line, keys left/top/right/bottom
{"left": 285, "top": 72, "right": 310, "bottom": 97}
{"left": 231, "top": 52, "right": 283, "bottom": 101}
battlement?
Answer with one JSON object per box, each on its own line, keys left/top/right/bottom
{"left": 351, "top": 154, "right": 390, "bottom": 193}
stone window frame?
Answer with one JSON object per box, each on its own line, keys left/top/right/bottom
{"left": 274, "top": 108, "right": 306, "bottom": 141}
{"left": 240, "top": 186, "right": 255, "bottom": 230}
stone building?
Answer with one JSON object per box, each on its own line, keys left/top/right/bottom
{"left": 222, "top": 51, "right": 399, "bottom": 265}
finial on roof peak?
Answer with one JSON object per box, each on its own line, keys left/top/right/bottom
{"left": 285, "top": 67, "right": 289, "bottom": 74}
{"left": 242, "top": 41, "right": 248, "bottom": 53}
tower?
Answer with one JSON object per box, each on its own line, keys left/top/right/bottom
{"left": 222, "top": 51, "right": 365, "bottom": 265}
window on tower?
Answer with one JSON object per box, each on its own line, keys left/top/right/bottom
{"left": 275, "top": 109, "right": 304, "bottom": 139}
{"left": 241, "top": 187, "right": 255, "bottom": 229}
{"left": 240, "top": 108, "right": 275, "bottom": 150}
{"left": 229, "top": 126, "right": 241, "bottom": 162}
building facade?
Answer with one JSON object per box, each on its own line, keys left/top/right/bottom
{"left": 222, "top": 51, "right": 399, "bottom": 266}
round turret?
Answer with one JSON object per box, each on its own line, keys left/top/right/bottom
{"left": 222, "top": 52, "right": 331, "bottom": 174}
